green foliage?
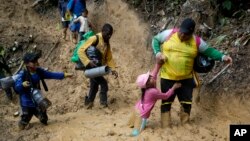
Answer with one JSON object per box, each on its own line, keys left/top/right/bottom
{"left": 222, "top": 0, "right": 232, "bottom": 10}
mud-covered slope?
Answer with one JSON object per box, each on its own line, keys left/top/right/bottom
{"left": 0, "top": 0, "right": 250, "bottom": 141}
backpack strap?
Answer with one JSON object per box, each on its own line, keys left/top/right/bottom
{"left": 195, "top": 36, "right": 201, "bottom": 48}
{"left": 165, "top": 28, "right": 201, "bottom": 49}
{"left": 92, "top": 35, "right": 99, "bottom": 47}
{"left": 36, "top": 68, "right": 48, "bottom": 92}
{"left": 23, "top": 68, "right": 48, "bottom": 92}
{"left": 165, "top": 28, "right": 179, "bottom": 42}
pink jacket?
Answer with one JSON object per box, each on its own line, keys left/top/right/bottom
{"left": 135, "top": 63, "right": 174, "bottom": 119}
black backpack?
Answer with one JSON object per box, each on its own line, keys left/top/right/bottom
{"left": 193, "top": 54, "right": 215, "bottom": 73}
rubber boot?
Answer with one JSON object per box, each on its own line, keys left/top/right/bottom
{"left": 161, "top": 112, "right": 171, "bottom": 128}
{"left": 180, "top": 108, "right": 190, "bottom": 125}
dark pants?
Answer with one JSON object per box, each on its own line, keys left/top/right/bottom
{"left": 86, "top": 76, "right": 108, "bottom": 105}
{"left": 160, "top": 78, "right": 194, "bottom": 114}
{"left": 79, "top": 31, "right": 85, "bottom": 41}
{"left": 19, "top": 106, "right": 48, "bottom": 127}
{"left": 61, "top": 21, "right": 70, "bottom": 28}
{"left": 4, "top": 88, "right": 13, "bottom": 100}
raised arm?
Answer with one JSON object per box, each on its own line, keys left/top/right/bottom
{"left": 150, "top": 63, "right": 162, "bottom": 80}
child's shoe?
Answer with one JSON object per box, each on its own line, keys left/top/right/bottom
{"left": 130, "top": 129, "right": 139, "bottom": 137}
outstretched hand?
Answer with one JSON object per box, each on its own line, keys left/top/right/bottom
{"left": 156, "top": 52, "right": 167, "bottom": 65}
{"left": 222, "top": 55, "right": 233, "bottom": 65}
{"left": 64, "top": 72, "right": 73, "bottom": 78}
{"left": 22, "top": 81, "right": 31, "bottom": 87}
{"left": 172, "top": 82, "right": 182, "bottom": 90}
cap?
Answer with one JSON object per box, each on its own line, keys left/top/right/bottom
{"left": 180, "top": 18, "right": 195, "bottom": 35}
{"left": 136, "top": 71, "right": 150, "bottom": 88}
{"left": 23, "top": 52, "right": 40, "bottom": 63}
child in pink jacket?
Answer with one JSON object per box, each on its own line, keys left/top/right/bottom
{"left": 128, "top": 62, "right": 181, "bottom": 136}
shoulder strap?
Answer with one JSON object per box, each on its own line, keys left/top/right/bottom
{"left": 24, "top": 68, "right": 48, "bottom": 92}
{"left": 36, "top": 68, "right": 48, "bottom": 92}
{"left": 195, "top": 36, "right": 201, "bottom": 48}
{"left": 92, "top": 35, "right": 99, "bottom": 47}
{"left": 165, "top": 28, "right": 201, "bottom": 48}
{"left": 165, "top": 28, "right": 179, "bottom": 42}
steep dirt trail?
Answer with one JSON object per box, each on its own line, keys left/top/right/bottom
{"left": 1, "top": 0, "right": 250, "bottom": 141}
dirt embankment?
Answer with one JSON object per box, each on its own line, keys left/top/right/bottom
{"left": 0, "top": 0, "right": 250, "bottom": 141}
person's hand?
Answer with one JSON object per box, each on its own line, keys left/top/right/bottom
{"left": 64, "top": 72, "right": 73, "bottom": 78}
{"left": 222, "top": 55, "right": 233, "bottom": 65}
{"left": 88, "top": 60, "right": 97, "bottom": 68}
{"left": 156, "top": 52, "right": 166, "bottom": 65}
{"left": 111, "top": 70, "right": 118, "bottom": 79}
{"left": 22, "top": 81, "right": 30, "bottom": 87}
{"left": 172, "top": 82, "right": 181, "bottom": 90}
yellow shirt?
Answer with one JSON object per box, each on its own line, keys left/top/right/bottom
{"left": 161, "top": 33, "right": 197, "bottom": 80}
{"left": 78, "top": 33, "right": 115, "bottom": 69}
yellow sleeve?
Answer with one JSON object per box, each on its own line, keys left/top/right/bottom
{"left": 78, "top": 36, "right": 97, "bottom": 66}
{"left": 106, "top": 45, "right": 115, "bottom": 69}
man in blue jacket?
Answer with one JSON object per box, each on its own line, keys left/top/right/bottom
{"left": 15, "top": 52, "right": 73, "bottom": 130}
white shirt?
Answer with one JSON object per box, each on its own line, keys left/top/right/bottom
{"left": 76, "top": 16, "right": 90, "bottom": 32}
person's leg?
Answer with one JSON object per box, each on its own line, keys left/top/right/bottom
{"left": 79, "top": 32, "right": 85, "bottom": 41}
{"left": 62, "top": 21, "right": 70, "bottom": 40}
{"left": 75, "top": 23, "right": 81, "bottom": 43}
{"left": 131, "top": 110, "right": 142, "bottom": 137}
{"left": 160, "top": 78, "right": 176, "bottom": 128}
{"left": 127, "top": 109, "right": 136, "bottom": 128}
{"left": 96, "top": 76, "right": 108, "bottom": 107}
{"left": 85, "top": 78, "right": 99, "bottom": 108}
{"left": 34, "top": 107, "right": 48, "bottom": 125}
{"left": 18, "top": 107, "right": 34, "bottom": 130}
{"left": 69, "top": 21, "right": 77, "bottom": 44}
{"left": 176, "top": 79, "right": 193, "bottom": 124}
{"left": 4, "top": 88, "right": 13, "bottom": 101}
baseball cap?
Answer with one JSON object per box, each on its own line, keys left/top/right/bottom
{"left": 136, "top": 71, "right": 150, "bottom": 88}
{"left": 180, "top": 18, "right": 196, "bottom": 35}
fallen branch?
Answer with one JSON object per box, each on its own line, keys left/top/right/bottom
{"left": 208, "top": 64, "right": 231, "bottom": 84}
{"left": 44, "top": 40, "right": 60, "bottom": 61}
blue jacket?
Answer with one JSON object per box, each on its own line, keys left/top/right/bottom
{"left": 58, "top": 0, "right": 69, "bottom": 17}
{"left": 67, "top": 0, "right": 86, "bottom": 17}
{"left": 14, "top": 67, "right": 65, "bottom": 107}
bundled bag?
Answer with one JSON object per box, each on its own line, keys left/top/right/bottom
{"left": 193, "top": 54, "right": 215, "bottom": 73}
{"left": 0, "top": 74, "right": 20, "bottom": 90}
{"left": 31, "top": 88, "right": 52, "bottom": 112}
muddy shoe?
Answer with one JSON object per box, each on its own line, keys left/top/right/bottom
{"left": 86, "top": 102, "right": 93, "bottom": 109}
{"left": 100, "top": 102, "right": 108, "bottom": 108}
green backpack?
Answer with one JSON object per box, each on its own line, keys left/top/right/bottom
{"left": 71, "top": 30, "right": 95, "bottom": 63}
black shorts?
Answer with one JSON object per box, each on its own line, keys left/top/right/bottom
{"left": 79, "top": 32, "right": 86, "bottom": 41}
{"left": 61, "top": 21, "right": 70, "bottom": 28}
{"left": 160, "top": 78, "right": 194, "bottom": 113}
